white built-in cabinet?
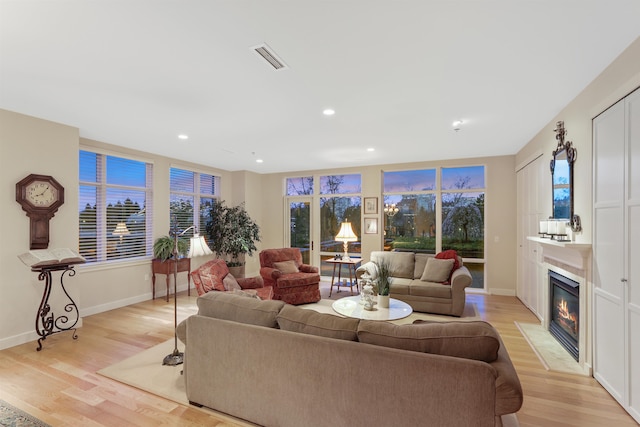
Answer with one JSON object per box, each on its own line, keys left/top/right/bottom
{"left": 516, "top": 154, "right": 548, "bottom": 320}
{"left": 592, "top": 87, "right": 640, "bottom": 424}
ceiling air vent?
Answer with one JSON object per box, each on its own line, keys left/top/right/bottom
{"left": 252, "top": 43, "right": 288, "bottom": 70}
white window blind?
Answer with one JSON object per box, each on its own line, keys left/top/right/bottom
{"left": 79, "top": 150, "right": 153, "bottom": 263}
{"left": 169, "top": 168, "right": 219, "bottom": 239}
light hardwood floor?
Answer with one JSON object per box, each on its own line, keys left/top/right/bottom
{"left": 0, "top": 290, "right": 636, "bottom": 426}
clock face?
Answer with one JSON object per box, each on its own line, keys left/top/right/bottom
{"left": 26, "top": 180, "right": 59, "bottom": 207}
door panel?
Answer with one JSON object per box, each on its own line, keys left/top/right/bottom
{"left": 289, "top": 200, "right": 312, "bottom": 264}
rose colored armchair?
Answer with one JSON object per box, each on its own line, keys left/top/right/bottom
{"left": 191, "top": 259, "right": 274, "bottom": 300}
{"left": 259, "top": 248, "right": 321, "bottom": 305}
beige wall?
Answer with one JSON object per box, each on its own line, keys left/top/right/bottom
{"left": 1, "top": 109, "right": 80, "bottom": 349}
{"left": 516, "top": 37, "right": 640, "bottom": 241}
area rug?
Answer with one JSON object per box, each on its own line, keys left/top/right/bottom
{"left": 515, "top": 321, "right": 586, "bottom": 376}
{"left": 0, "top": 400, "right": 51, "bottom": 427}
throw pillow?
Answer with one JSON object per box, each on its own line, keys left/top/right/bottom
{"left": 223, "top": 273, "right": 241, "bottom": 291}
{"left": 200, "top": 275, "right": 216, "bottom": 293}
{"left": 273, "top": 260, "right": 299, "bottom": 274}
{"left": 420, "top": 257, "right": 455, "bottom": 283}
{"left": 435, "top": 249, "right": 461, "bottom": 270}
{"left": 357, "top": 320, "right": 501, "bottom": 362}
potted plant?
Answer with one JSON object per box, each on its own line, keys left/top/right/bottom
{"left": 153, "top": 235, "right": 188, "bottom": 261}
{"left": 373, "top": 258, "right": 392, "bottom": 308}
{"left": 205, "top": 200, "right": 260, "bottom": 277}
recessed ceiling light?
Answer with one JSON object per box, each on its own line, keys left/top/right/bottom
{"left": 452, "top": 120, "right": 463, "bottom": 131}
{"left": 323, "top": 108, "right": 335, "bottom": 116}
{"left": 256, "top": 159, "right": 264, "bottom": 163}
{"left": 367, "top": 147, "right": 375, "bottom": 152}
{"left": 178, "top": 134, "right": 189, "bottom": 140}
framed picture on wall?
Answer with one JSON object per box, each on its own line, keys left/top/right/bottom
{"left": 364, "top": 197, "right": 378, "bottom": 214}
{"left": 364, "top": 218, "right": 378, "bottom": 234}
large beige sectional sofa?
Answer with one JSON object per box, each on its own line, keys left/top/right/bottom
{"left": 177, "top": 292, "right": 523, "bottom": 427}
{"left": 357, "top": 251, "right": 473, "bottom": 316}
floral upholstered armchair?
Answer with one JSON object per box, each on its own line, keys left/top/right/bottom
{"left": 191, "top": 259, "right": 274, "bottom": 300}
{"left": 259, "top": 248, "right": 321, "bottom": 305}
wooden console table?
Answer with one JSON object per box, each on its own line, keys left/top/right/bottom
{"left": 152, "top": 258, "right": 191, "bottom": 301}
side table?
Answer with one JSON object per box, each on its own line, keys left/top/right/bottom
{"left": 152, "top": 258, "right": 191, "bottom": 301}
{"left": 326, "top": 258, "right": 361, "bottom": 297}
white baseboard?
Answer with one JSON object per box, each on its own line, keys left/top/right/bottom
{"left": 489, "top": 288, "right": 516, "bottom": 296}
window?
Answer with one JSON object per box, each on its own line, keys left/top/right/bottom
{"left": 79, "top": 150, "right": 153, "bottom": 263}
{"left": 286, "top": 176, "right": 314, "bottom": 195}
{"left": 383, "top": 169, "right": 436, "bottom": 253}
{"left": 383, "top": 166, "right": 485, "bottom": 288}
{"left": 169, "top": 168, "right": 220, "bottom": 240}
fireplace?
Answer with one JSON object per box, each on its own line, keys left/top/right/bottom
{"left": 549, "top": 270, "right": 579, "bottom": 361}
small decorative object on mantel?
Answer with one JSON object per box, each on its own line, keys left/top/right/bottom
{"left": 538, "top": 219, "right": 571, "bottom": 241}
{"left": 550, "top": 121, "right": 582, "bottom": 234}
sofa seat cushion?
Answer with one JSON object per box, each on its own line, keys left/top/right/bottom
{"left": 197, "top": 292, "right": 285, "bottom": 328}
{"left": 277, "top": 272, "right": 321, "bottom": 288}
{"left": 410, "top": 281, "right": 452, "bottom": 299}
{"left": 277, "top": 305, "right": 360, "bottom": 341}
{"left": 389, "top": 278, "right": 411, "bottom": 295}
{"left": 357, "top": 320, "right": 501, "bottom": 362}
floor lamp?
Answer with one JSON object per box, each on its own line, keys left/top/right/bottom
{"left": 163, "top": 215, "right": 212, "bottom": 366}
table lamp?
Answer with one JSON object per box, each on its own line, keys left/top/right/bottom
{"left": 335, "top": 221, "right": 358, "bottom": 261}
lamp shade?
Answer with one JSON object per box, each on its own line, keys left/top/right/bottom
{"left": 335, "top": 222, "right": 357, "bottom": 242}
{"left": 112, "top": 222, "right": 131, "bottom": 236}
{"left": 187, "top": 233, "right": 213, "bottom": 258}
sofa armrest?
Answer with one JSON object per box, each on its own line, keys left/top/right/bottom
{"left": 451, "top": 266, "right": 473, "bottom": 292}
{"left": 260, "top": 266, "right": 281, "bottom": 287}
{"left": 238, "top": 276, "right": 264, "bottom": 289}
{"left": 299, "top": 264, "right": 318, "bottom": 273}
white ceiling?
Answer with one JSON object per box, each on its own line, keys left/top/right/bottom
{"left": 2, "top": 1, "right": 639, "bottom": 174}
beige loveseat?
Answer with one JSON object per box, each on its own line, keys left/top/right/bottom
{"left": 177, "top": 292, "right": 522, "bottom": 427}
{"left": 356, "top": 251, "right": 473, "bottom": 316}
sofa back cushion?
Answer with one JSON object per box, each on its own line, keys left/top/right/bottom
{"left": 370, "top": 251, "right": 415, "bottom": 279}
{"left": 197, "top": 292, "right": 285, "bottom": 328}
{"left": 277, "top": 305, "right": 360, "bottom": 341}
{"left": 357, "top": 320, "right": 501, "bottom": 362}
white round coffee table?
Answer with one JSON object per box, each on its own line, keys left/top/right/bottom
{"left": 332, "top": 295, "right": 413, "bottom": 321}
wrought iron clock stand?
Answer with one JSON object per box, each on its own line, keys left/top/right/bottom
{"left": 32, "top": 263, "right": 80, "bottom": 351}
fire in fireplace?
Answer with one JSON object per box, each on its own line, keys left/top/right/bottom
{"left": 548, "top": 271, "right": 579, "bottom": 361}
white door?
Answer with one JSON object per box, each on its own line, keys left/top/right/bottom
{"left": 593, "top": 99, "right": 626, "bottom": 402}
{"left": 593, "top": 87, "right": 640, "bottom": 423}
{"left": 625, "top": 88, "right": 640, "bottom": 422}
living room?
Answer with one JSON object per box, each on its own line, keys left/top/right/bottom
{"left": 2, "top": 2, "right": 640, "bottom": 426}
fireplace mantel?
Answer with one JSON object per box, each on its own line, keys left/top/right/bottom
{"left": 527, "top": 236, "right": 591, "bottom": 274}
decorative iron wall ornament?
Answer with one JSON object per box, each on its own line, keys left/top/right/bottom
{"left": 550, "top": 121, "right": 581, "bottom": 232}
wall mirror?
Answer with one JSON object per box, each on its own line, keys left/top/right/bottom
{"left": 550, "top": 121, "right": 581, "bottom": 232}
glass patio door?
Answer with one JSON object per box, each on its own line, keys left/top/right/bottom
{"left": 288, "top": 199, "right": 313, "bottom": 264}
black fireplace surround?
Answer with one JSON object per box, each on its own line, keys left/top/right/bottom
{"left": 549, "top": 270, "right": 579, "bottom": 361}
